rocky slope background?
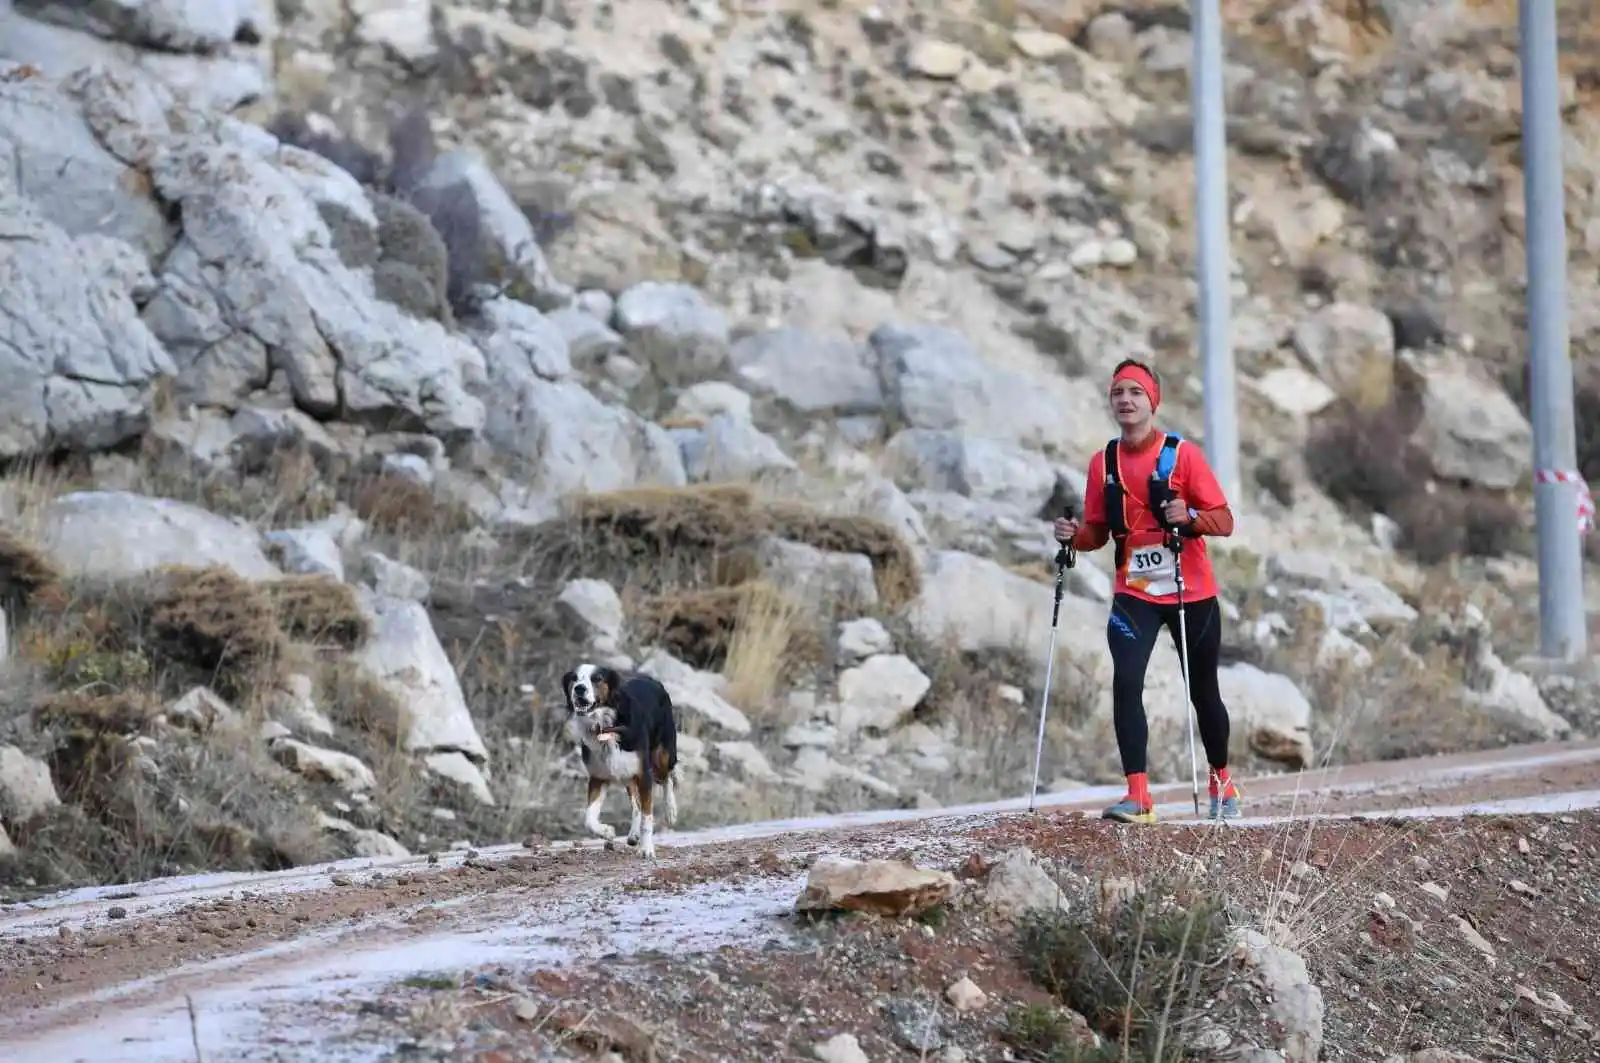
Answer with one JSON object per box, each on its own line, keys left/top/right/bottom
{"left": 1, "top": 0, "right": 1599, "bottom": 893}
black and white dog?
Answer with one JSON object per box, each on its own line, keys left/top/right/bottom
{"left": 559, "top": 663, "right": 679, "bottom": 859}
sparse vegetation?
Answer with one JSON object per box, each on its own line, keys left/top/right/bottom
{"left": 1013, "top": 874, "right": 1233, "bottom": 1062}
{"left": 1304, "top": 398, "right": 1526, "bottom": 564}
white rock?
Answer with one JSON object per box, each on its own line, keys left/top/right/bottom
{"left": 813, "top": 1032, "right": 870, "bottom": 1063}
{"left": 556, "top": 578, "right": 625, "bottom": 641}
{"left": 270, "top": 738, "right": 377, "bottom": 792}
{"left": 35, "top": 491, "right": 281, "bottom": 581}
{"left": 0, "top": 745, "right": 61, "bottom": 822}
{"left": 265, "top": 526, "right": 344, "bottom": 581}
{"left": 837, "top": 654, "right": 932, "bottom": 733}
{"left": 908, "top": 40, "right": 969, "bottom": 79}
{"left": 360, "top": 551, "right": 431, "bottom": 602}
{"left": 350, "top": 589, "right": 488, "bottom": 761}
{"left": 425, "top": 750, "right": 495, "bottom": 806}
{"left": 837, "top": 617, "right": 894, "bottom": 663}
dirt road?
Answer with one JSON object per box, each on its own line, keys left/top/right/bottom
{"left": 3, "top": 739, "right": 1598, "bottom": 1062}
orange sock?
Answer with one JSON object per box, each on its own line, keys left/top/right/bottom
{"left": 1210, "top": 767, "right": 1232, "bottom": 796}
{"left": 1126, "top": 772, "right": 1151, "bottom": 808}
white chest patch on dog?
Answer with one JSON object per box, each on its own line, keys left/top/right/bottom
{"left": 568, "top": 715, "right": 641, "bottom": 782}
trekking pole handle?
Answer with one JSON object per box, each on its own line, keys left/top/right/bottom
{"left": 1056, "top": 505, "right": 1078, "bottom": 571}
{"left": 1050, "top": 506, "right": 1076, "bottom": 624}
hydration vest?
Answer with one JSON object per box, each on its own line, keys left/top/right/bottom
{"left": 1103, "top": 432, "right": 1183, "bottom": 569}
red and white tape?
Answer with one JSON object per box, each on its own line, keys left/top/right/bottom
{"left": 1535, "top": 468, "right": 1595, "bottom": 533}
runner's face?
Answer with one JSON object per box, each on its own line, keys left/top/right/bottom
{"left": 1109, "top": 380, "right": 1152, "bottom": 428}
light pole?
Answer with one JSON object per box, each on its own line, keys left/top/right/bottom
{"left": 1519, "top": 0, "right": 1588, "bottom": 661}
{"left": 1191, "top": 0, "right": 1240, "bottom": 507}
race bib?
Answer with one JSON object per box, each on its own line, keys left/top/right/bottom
{"left": 1126, "top": 543, "right": 1178, "bottom": 597}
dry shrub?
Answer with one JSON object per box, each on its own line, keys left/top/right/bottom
{"left": 521, "top": 484, "right": 920, "bottom": 603}
{"left": 4, "top": 715, "right": 331, "bottom": 890}
{"left": 1013, "top": 872, "right": 1233, "bottom": 1062}
{"left": 30, "top": 690, "right": 161, "bottom": 816}
{"left": 21, "top": 566, "right": 285, "bottom": 703}
{"left": 130, "top": 434, "right": 347, "bottom": 529}
{"left": 1305, "top": 399, "right": 1524, "bottom": 563}
{"left": 264, "top": 574, "right": 372, "bottom": 650}
{"left": 0, "top": 527, "right": 63, "bottom": 617}
{"left": 349, "top": 473, "right": 476, "bottom": 539}
{"left": 525, "top": 484, "right": 760, "bottom": 591}
{"left": 33, "top": 689, "right": 161, "bottom": 737}
{"left": 318, "top": 658, "right": 406, "bottom": 739}
{"left": 139, "top": 566, "right": 287, "bottom": 701}
{"left": 635, "top": 581, "right": 823, "bottom": 675}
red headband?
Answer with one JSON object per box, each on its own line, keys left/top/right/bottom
{"left": 1111, "top": 364, "right": 1161, "bottom": 412}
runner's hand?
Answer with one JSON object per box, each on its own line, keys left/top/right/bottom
{"left": 1053, "top": 516, "right": 1080, "bottom": 544}
{"left": 1162, "top": 498, "right": 1192, "bottom": 525}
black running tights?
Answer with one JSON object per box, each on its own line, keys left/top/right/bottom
{"left": 1106, "top": 593, "right": 1231, "bottom": 776}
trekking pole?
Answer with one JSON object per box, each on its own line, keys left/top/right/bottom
{"left": 1029, "top": 506, "right": 1078, "bottom": 813}
{"left": 1167, "top": 529, "right": 1201, "bottom": 819}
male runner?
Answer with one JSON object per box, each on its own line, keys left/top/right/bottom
{"left": 1053, "top": 358, "right": 1241, "bottom": 823}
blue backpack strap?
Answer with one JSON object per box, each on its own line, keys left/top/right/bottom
{"left": 1156, "top": 432, "right": 1182, "bottom": 482}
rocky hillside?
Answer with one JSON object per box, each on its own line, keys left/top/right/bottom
{"left": 1, "top": 0, "right": 1598, "bottom": 892}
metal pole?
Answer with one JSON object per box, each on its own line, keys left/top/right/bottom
{"left": 1521, "top": 0, "right": 1588, "bottom": 662}
{"left": 1192, "top": 0, "right": 1241, "bottom": 508}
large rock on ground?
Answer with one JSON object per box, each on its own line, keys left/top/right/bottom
{"left": 905, "top": 550, "right": 1103, "bottom": 674}
{"left": 14, "top": 66, "right": 489, "bottom": 438}
{"left": 483, "top": 378, "right": 686, "bottom": 516}
{"left": 350, "top": 588, "right": 489, "bottom": 762}
{"left": 794, "top": 855, "right": 958, "bottom": 918}
{"left": 0, "top": 66, "right": 173, "bottom": 258}
{"left": 0, "top": 10, "right": 272, "bottom": 114}
{"left": 0, "top": 745, "right": 61, "bottom": 825}
{"left": 1399, "top": 351, "right": 1532, "bottom": 490}
{"left": 15, "top": 0, "right": 269, "bottom": 53}
{"left": 406, "top": 149, "right": 571, "bottom": 311}
{"left": 883, "top": 428, "right": 1057, "bottom": 512}
{"left": 32, "top": 490, "right": 282, "bottom": 581}
{"left": 0, "top": 201, "right": 176, "bottom": 458}
{"left": 869, "top": 323, "right": 1076, "bottom": 454}
{"left": 729, "top": 326, "right": 884, "bottom": 415}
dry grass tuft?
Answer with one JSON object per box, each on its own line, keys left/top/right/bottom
{"left": 139, "top": 566, "right": 288, "bottom": 701}
{"left": 525, "top": 484, "right": 759, "bottom": 590}
{"left": 0, "top": 526, "right": 63, "bottom": 616}
{"left": 720, "top": 581, "right": 810, "bottom": 713}
{"left": 634, "top": 580, "right": 823, "bottom": 675}
{"left": 264, "top": 574, "right": 372, "bottom": 650}
{"left": 32, "top": 689, "right": 162, "bottom": 737}
{"left": 1012, "top": 870, "right": 1234, "bottom": 1062}
{"left": 349, "top": 474, "right": 477, "bottom": 540}
{"left": 15, "top": 566, "right": 289, "bottom": 706}
{"left": 521, "top": 484, "right": 920, "bottom": 606}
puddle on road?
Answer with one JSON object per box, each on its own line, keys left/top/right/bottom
{"left": 10, "top": 874, "right": 809, "bottom": 1063}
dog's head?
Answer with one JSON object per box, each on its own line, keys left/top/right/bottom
{"left": 561, "top": 663, "right": 620, "bottom": 719}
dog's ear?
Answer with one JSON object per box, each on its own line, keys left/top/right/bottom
{"left": 593, "top": 667, "right": 621, "bottom": 705}
{"left": 559, "top": 670, "right": 577, "bottom": 709}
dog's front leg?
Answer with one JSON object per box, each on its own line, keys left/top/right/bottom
{"left": 625, "top": 779, "right": 643, "bottom": 846}
{"left": 584, "top": 777, "right": 614, "bottom": 842}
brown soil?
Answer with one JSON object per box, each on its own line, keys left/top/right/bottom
{"left": 3, "top": 742, "right": 1599, "bottom": 1060}
{"left": 234, "top": 811, "right": 1600, "bottom": 1062}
